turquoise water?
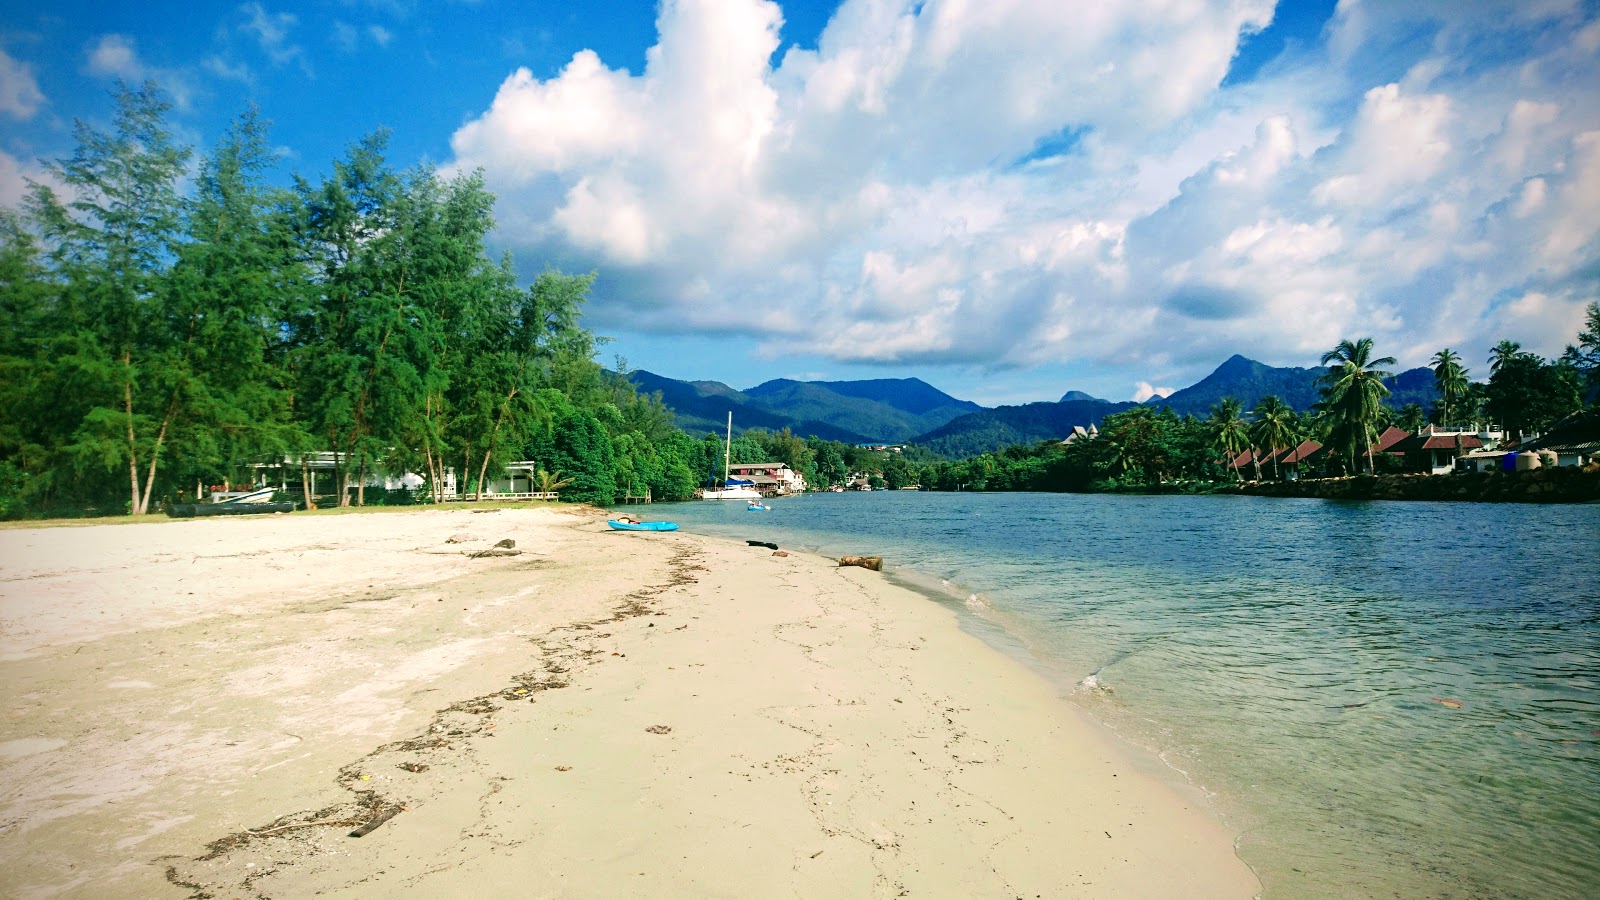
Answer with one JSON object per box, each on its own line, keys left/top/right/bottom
{"left": 649, "top": 491, "right": 1600, "bottom": 898}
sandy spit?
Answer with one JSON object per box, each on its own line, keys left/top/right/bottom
{"left": 0, "top": 505, "right": 1259, "bottom": 898}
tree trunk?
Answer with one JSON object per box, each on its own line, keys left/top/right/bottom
{"left": 476, "top": 449, "right": 494, "bottom": 502}
{"left": 357, "top": 455, "right": 367, "bottom": 507}
{"left": 136, "top": 414, "right": 171, "bottom": 515}
{"left": 123, "top": 363, "right": 142, "bottom": 516}
{"left": 301, "top": 456, "right": 313, "bottom": 510}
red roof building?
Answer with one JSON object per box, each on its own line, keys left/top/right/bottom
{"left": 1390, "top": 432, "right": 1486, "bottom": 474}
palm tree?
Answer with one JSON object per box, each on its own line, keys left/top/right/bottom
{"left": 1250, "top": 395, "right": 1295, "bottom": 480}
{"left": 1489, "top": 340, "right": 1523, "bottom": 376}
{"left": 534, "top": 468, "right": 574, "bottom": 494}
{"left": 1397, "top": 402, "right": 1427, "bottom": 433}
{"left": 1431, "top": 348, "right": 1469, "bottom": 428}
{"left": 1318, "top": 338, "right": 1396, "bottom": 473}
{"left": 1208, "top": 398, "right": 1249, "bottom": 482}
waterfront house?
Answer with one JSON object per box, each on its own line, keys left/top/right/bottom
{"left": 1518, "top": 411, "right": 1600, "bottom": 467}
{"left": 727, "top": 462, "right": 807, "bottom": 495}
{"left": 1272, "top": 439, "right": 1323, "bottom": 481}
{"left": 1390, "top": 431, "right": 1486, "bottom": 475}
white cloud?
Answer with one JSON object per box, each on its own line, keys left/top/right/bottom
{"left": 0, "top": 48, "right": 45, "bottom": 119}
{"left": 450, "top": 0, "right": 1600, "bottom": 388}
{"left": 368, "top": 25, "right": 393, "bottom": 47}
{"left": 238, "top": 2, "right": 310, "bottom": 73}
{"left": 1132, "top": 381, "right": 1174, "bottom": 402}
{"left": 86, "top": 34, "right": 143, "bottom": 80}
{"left": 83, "top": 34, "right": 194, "bottom": 109}
{"left": 203, "top": 55, "right": 253, "bottom": 84}
{"left": 0, "top": 149, "right": 37, "bottom": 207}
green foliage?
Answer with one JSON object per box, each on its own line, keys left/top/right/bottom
{"left": 1485, "top": 352, "right": 1581, "bottom": 439}
{"left": 1317, "top": 337, "right": 1396, "bottom": 472}
{"left": 1431, "top": 348, "right": 1470, "bottom": 426}
{"left": 523, "top": 390, "right": 616, "bottom": 504}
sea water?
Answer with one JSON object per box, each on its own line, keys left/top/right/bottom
{"left": 653, "top": 491, "right": 1600, "bottom": 898}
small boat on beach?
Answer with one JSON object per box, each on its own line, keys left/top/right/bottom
{"left": 607, "top": 519, "right": 680, "bottom": 532}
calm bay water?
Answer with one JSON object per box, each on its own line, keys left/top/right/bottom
{"left": 649, "top": 491, "right": 1600, "bottom": 898}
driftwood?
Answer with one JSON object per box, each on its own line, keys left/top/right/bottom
{"left": 839, "top": 555, "right": 883, "bottom": 571}
{"left": 772, "top": 550, "right": 789, "bottom": 557}
{"left": 746, "top": 540, "right": 778, "bottom": 550}
{"left": 349, "top": 805, "right": 403, "bottom": 838}
{"left": 466, "top": 548, "right": 523, "bottom": 558}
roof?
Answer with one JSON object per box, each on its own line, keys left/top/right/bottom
{"left": 728, "top": 462, "right": 790, "bottom": 470}
{"left": 1392, "top": 433, "right": 1486, "bottom": 452}
{"left": 1228, "top": 448, "right": 1257, "bottom": 468}
{"left": 1521, "top": 411, "right": 1600, "bottom": 453}
{"left": 1373, "top": 426, "right": 1410, "bottom": 454}
{"left": 1277, "top": 439, "right": 1322, "bottom": 464}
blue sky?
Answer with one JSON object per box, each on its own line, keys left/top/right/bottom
{"left": 3, "top": 0, "right": 1598, "bottom": 406}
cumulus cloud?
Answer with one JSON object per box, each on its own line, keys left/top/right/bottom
{"left": 1132, "top": 381, "right": 1174, "bottom": 402}
{"left": 83, "top": 34, "right": 195, "bottom": 108}
{"left": 0, "top": 47, "right": 45, "bottom": 119}
{"left": 450, "top": 0, "right": 1600, "bottom": 388}
{"left": 86, "top": 34, "right": 143, "bottom": 79}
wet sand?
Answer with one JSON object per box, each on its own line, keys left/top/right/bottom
{"left": 0, "top": 506, "right": 1258, "bottom": 897}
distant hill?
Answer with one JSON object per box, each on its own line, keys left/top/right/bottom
{"left": 743, "top": 377, "right": 982, "bottom": 442}
{"left": 1145, "top": 354, "right": 1324, "bottom": 415}
{"left": 1146, "top": 354, "right": 1439, "bottom": 416}
{"left": 1381, "top": 366, "right": 1440, "bottom": 410}
{"left": 634, "top": 355, "right": 1450, "bottom": 461}
{"left": 628, "top": 370, "right": 872, "bottom": 443}
{"left": 911, "top": 398, "right": 1137, "bottom": 458}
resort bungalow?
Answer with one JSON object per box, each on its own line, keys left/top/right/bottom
{"left": 1272, "top": 439, "right": 1323, "bottom": 481}
{"left": 1391, "top": 431, "right": 1486, "bottom": 475}
{"left": 1519, "top": 411, "right": 1600, "bottom": 467}
{"left": 1456, "top": 449, "right": 1508, "bottom": 473}
{"left": 727, "top": 462, "right": 807, "bottom": 495}
{"left": 249, "top": 452, "right": 443, "bottom": 504}
{"left": 1227, "top": 448, "right": 1261, "bottom": 478}
{"left": 1061, "top": 424, "right": 1100, "bottom": 445}
{"left": 477, "top": 461, "right": 562, "bottom": 500}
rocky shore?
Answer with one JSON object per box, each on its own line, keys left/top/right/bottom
{"left": 1229, "top": 464, "right": 1600, "bottom": 503}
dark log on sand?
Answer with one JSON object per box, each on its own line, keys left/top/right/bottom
{"left": 839, "top": 555, "right": 883, "bottom": 571}
{"left": 348, "top": 805, "right": 403, "bottom": 838}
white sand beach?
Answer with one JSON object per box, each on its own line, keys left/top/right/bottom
{"left": 0, "top": 506, "right": 1258, "bottom": 898}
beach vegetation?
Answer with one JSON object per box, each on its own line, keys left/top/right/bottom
{"left": 1316, "top": 337, "right": 1396, "bottom": 473}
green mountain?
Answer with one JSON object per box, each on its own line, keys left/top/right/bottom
{"left": 634, "top": 355, "right": 1447, "bottom": 461}
{"left": 1145, "top": 354, "right": 1437, "bottom": 416}
{"left": 629, "top": 370, "right": 872, "bottom": 443}
{"left": 911, "top": 399, "right": 1137, "bottom": 458}
{"left": 742, "top": 377, "right": 982, "bottom": 442}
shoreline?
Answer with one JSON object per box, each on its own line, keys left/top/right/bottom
{"left": 1, "top": 506, "right": 1258, "bottom": 897}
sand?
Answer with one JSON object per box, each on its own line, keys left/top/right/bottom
{"left": 0, "top": 506, "right": 1259, "bottom": 898}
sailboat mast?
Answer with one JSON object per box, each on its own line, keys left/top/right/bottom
{"left": 724, "top": 411, "right": 732, "bottom": 485}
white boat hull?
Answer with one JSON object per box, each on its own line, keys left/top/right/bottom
{"left": 699, "top": 487, "right": 763, "bottom": 500}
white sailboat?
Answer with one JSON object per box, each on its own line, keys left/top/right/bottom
{"left": 699, "top": 412, "right": 764, "bottom": 500}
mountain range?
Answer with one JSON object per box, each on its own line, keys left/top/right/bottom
{"left": 629, "top": 355, "right": 1442, "bottom": 457}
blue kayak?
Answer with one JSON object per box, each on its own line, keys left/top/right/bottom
{"left": 608, "top": 519, "right": 679, "bottom": 532}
